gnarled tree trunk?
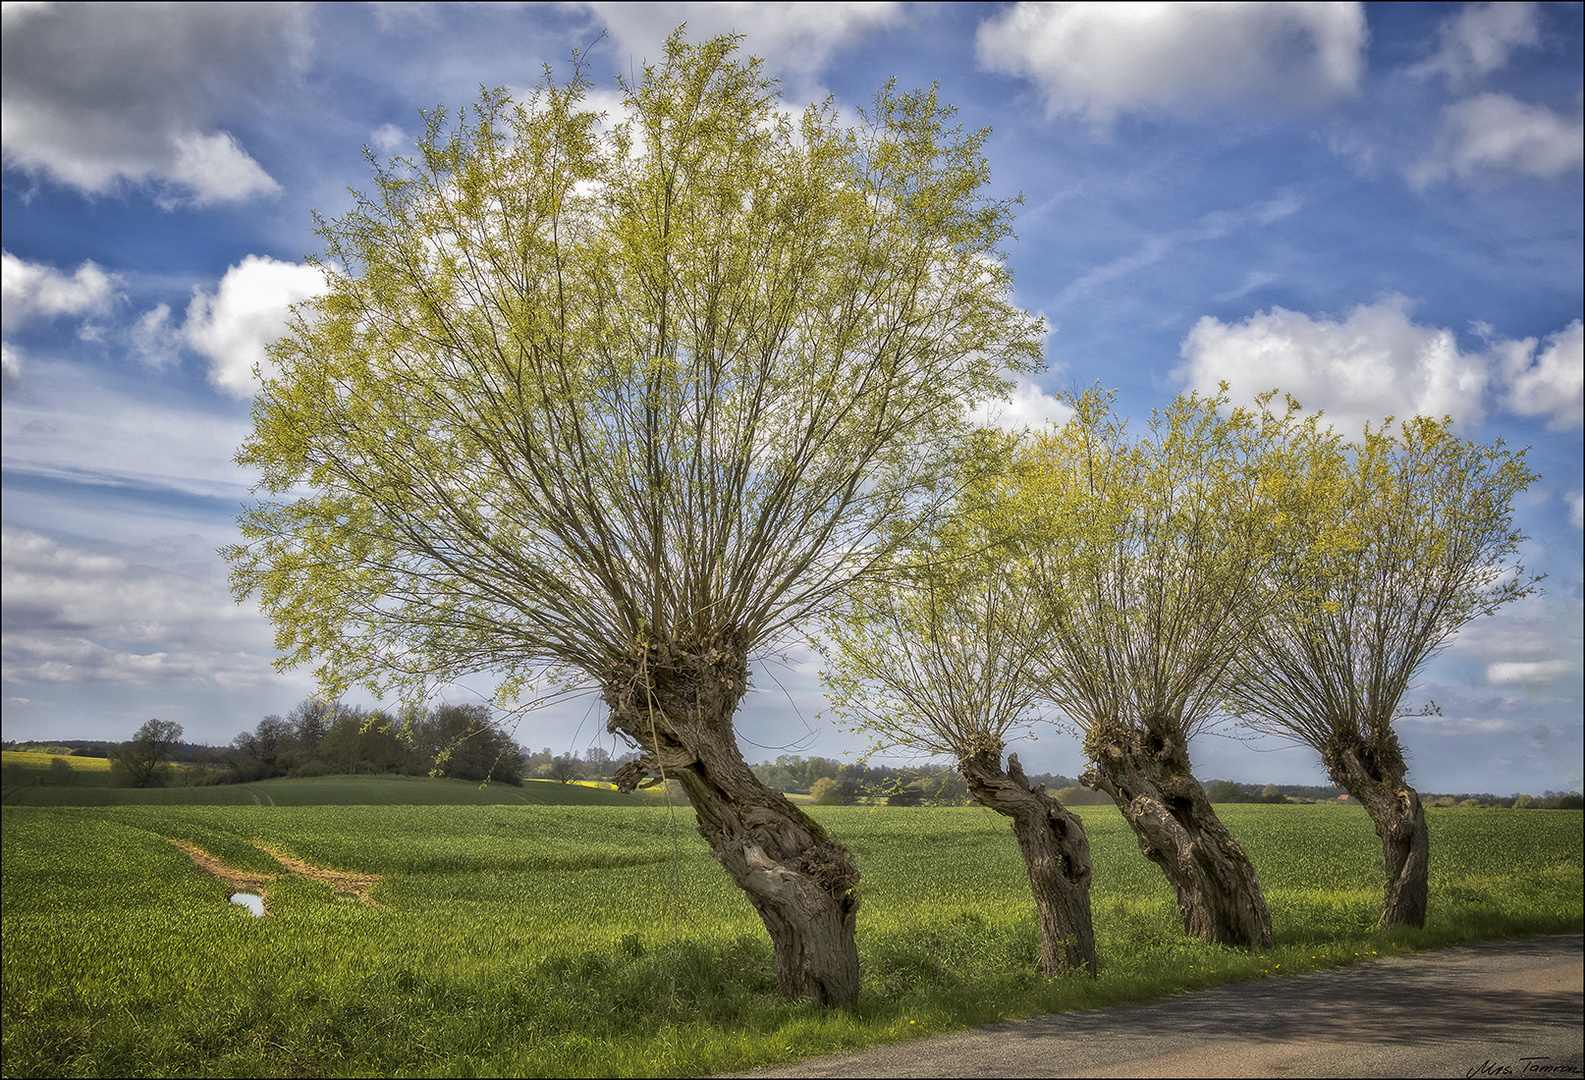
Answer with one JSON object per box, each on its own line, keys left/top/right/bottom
{"left": 959, "top": 745, "right": 1097, "bottom": 976}
{"left": 1325, "top": 735, "right": 1429, "bottom": 929}
{"left": 1082, "top": 722, "right": 1273, "bottom": 949}
{"left": 606, "top": 639, "right": 861, "bottom": 1005}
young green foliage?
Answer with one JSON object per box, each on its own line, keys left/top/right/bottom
{"left": 820, "top": 433, "right": 1052, "bottom": 763}
{"left": 1015, "top": 389, "right": 1276, "bottom": 742}
{"left": 226, "top": 31, "right": 1041, "bottom": 709}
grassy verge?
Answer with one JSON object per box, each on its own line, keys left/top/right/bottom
{"left": 2, "top": 800, "right": 1579, "bottom": 1077}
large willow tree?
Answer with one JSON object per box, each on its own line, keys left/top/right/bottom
{"left": 224, "top": 33, "right": 1041, "bottom": 1004}
{"left": 1226, "top": 413, "right": 1538, "bottom": 929}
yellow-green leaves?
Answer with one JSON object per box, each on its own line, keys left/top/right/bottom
{"left": 1229, "top": 411, "right": 1540, "bottom": 752}
{"left": 1000, "top": 388, "right": 1275, "bottom": 741}
{"left": 227, "top": 30, "right": 1043, "bottom": 709}
{"left": 818, "top": 433, "right": 1052, "bottom": 759}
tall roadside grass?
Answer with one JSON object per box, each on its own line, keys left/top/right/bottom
{"left": 2, "top": 800, "right": 1579, "bottom": 1077}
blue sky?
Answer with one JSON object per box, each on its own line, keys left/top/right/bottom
{"left": 2, "top": 2, "right": 1580, "bottom": 795}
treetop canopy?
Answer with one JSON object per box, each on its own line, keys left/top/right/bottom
{"left": 226, "top": 31, "right": 1044, "bottom": 709}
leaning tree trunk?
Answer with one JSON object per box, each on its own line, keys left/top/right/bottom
{"left": 1324, "top": 734, "right": 1429, "bottom": 929}
{"left": 606, "top": 638, "right": 861, "bottom": 1005}
{"left": 1081, "top": 721, "right": 1273, "bottom": 949}
{"left": 959, "top": 743, "right": 1097, "bottom": 976}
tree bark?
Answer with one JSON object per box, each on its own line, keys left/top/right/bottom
{"left": 959, "top": 744, "right": 1097, "bottom": 977}
{"left": 606, "top": 639, "right": 861, "bottom": 1005}
{"left": 1081, "top": 722, "right": 1273, "bottom": 949}
{"left": 1324, "top": 734, "right": 1429, "bottom": 929}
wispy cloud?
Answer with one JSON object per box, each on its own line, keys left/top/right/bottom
{"left": 1055, "top": 191, "right": 1300, "bottom": 308}
{"left": 1, "top": 525, "right": 283, "bottom": 691}
{"left": 1410, "top": 92, "right": 1584, "bottom": 188}
{"left": 1, "top": 359, "right": 254, "bottom": 498}
{"left": 1407, "top": 2, "right": 1541, "bottom": 89}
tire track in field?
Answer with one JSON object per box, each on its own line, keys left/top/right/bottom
{"left": 170, "top": 839, "right": 382, "bottom": 913}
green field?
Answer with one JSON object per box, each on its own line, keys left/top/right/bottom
{"left": 2, "top": 780, "right": 1579, "bottom": 1077}
{"left": 0, "top": 770, "right": 650, "bottom": 808}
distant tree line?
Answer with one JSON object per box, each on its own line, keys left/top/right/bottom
{"left": 1426, "top": 791, "right": 1584, "bottom": 809}
{"left": 1205, "top": 779, "right": 1345, "bottom": 803}
{"left": 1, "top": 738, "right": 211, "bottom": 763}
{"left": 220, "top": 701, "right": 529, "bottom": 785}
{"left": 4, "top": 735, "right": 1580, "bottom": 809}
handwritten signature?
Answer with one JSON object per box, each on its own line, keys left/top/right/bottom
{"left": 1468, "top": 1058, "right": 1584, "bottom": 1078}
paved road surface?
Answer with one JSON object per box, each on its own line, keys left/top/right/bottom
{"left": 738, "top": 933, "right": 1583, "bottom": 1078}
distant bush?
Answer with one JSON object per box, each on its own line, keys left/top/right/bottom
{"left": 810, "top": 777, "right": 855, "bottom": 806}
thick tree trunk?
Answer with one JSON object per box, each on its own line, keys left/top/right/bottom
{"left": 1081, "top": 722, "right": 1273, "bottom": 949}
{"left": 1325, "top": 736, "right": 1429, "bottom": 929}
{"left": 959, "top": 745, "right": 1097, "bottom": 977}
{"left": 606, "top": 639, "right": 861, "bottom": 1005}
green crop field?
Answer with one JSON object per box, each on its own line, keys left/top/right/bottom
{"left": 0, "top": 771, "right": 655, "bottom": 808}
{"left": 2, "top": 788, "right": 1579, "bottom": 1077}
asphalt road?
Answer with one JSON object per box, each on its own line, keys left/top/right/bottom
{"left": 737, "top": 933, "right": 1583, "bottom": 1078}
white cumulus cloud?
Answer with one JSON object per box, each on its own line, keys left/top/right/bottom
{"left": 1495, "top": 319, "right": 1583, "bottom": 430}
{"left": 974, "top": 2, "right": 1367, "bottom": 125}
{"left": 181, "top": 256, "right": 330, "bottom": 398}
{"left": 971, "top": 375, "right": 1075, "bottom": 431}
{"left": 1411, "top": 92, "right": 1584, "bottom": 188}
{"left": 1, "top": 251, "right": 119, "bottom": 330}
{"left": 1176, "top": 296, "right": 1491, "bottom": 434}
{"left": 0, "top": 3, "right": 304, "bottom": 205}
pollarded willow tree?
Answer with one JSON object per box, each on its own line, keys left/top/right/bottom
{"left": 223, "top": 33, "right": 1043, "bottom": 1005}
{"left": 1006, "top": 388, "right": 1280, "bottom": 949}
{"left": 1225, "top": 413, "right": 1538, "bottom": 929}
{"left": 819, "top": 434, "right": 1097, "bottom": 977}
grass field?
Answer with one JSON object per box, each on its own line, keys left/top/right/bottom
{"left": 0, "top": 770, "right": 652, "bottom": 808}
{"left": 2, "top": 780, "right": 1579, "bottom": 1077}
